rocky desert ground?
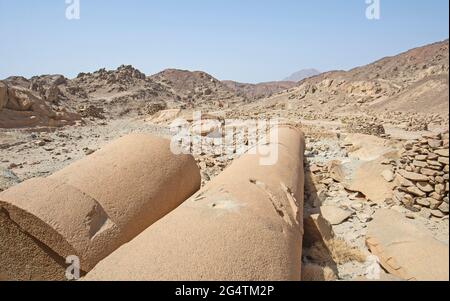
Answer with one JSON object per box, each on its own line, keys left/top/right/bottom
{"left": 1, "top": 40, "right": 449, "bottom": 281}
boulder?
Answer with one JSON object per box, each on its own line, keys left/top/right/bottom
{"left": 302, "top": 264, "right": 337, "bottom": 281}
{"left": 395, "top": 175, "right": 414, "bottom": 187}
{"left": 328, "top": 156, "right": 396, "bottom": 203}
{"left": 147, "top": 109, "right": 181, "bottom": 125}
{"left": 416, "top": 182, "right": 434, "bottom": 193}
{"left": 349, "top": 157, "right": 397, "bottom": 203}
{"left": 320, "top": 205, "right": 353, "bottom": 225}
{"left": 381, "top": 169, "right": 394, "bottom": 182}
{"left": 412, "top": 160, "right": 427, "bottom": 168}
{"left": 190, "top": 119, "right": 222, "bottom": 137}
{"left": 438, "top": 202, "right": 449, "bottom": 214}
{"left": 303, "top": 213, "right": 334, "bottom": 247}
{"left": 397, "top": 170, "right": 429, "bottom": 182}
{"left": 420, "top": 168, "right": 438, "bottom": 176}
{"left": 0, "top": 86, "right": 80, "bottom": 128}
{"left": 439, "top": 157, "right": 449, "bottom": 165}
{"left": 45, "top": 85, "right": 61, "bottom": 103}
{"left": 416, "top": 198, "right": 431, "bottom": 207}
{"left": 435, "top": 149, "right": 449, "bottom": 157}
{"left": 344, "top": 133, "right": 395, "bottom": 161}
{"left": 399, "top": 186, "right": 426, "bottom": 197}
{"left": 366, "top": 209, "right": 449, "bottom": 281}
{"left": 5, "top": 87, "right": 34, "bottom": 111}
{"left": 431, "top": 210, "right": 445, "bottom": 218}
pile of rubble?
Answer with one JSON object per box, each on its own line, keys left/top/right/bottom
{"left": 376, "top": 111, "right": 449, "bottom": 132}
{"left": 305, "top": 161, "right": 337, "bottom": 207}
{"left": 143, "top": 102, "right": 167, "bottom": 116}
{"left": 391, "top": 132, "right": 449, "bottom": 218}
{"left": 76, "top": 65, "right": 146, "bottom": 87}
{"left": 77, "top": 105, "right": 105, "bottom": 120}
{"left": 29, "top": 75, "right": 67, "bottom": 104}
{"left": 401, "top": 117, "right": 429, "bottom": 132}
{"left": 342, "top": 116, "right": 386, "bottom": 137}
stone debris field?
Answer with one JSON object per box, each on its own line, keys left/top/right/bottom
{"left": 0, "top": 40, "right": 449, "bottom": 281}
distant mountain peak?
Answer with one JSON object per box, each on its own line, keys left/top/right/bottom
{"left": 284, "top": 68, "right": 321, "bottom": 82}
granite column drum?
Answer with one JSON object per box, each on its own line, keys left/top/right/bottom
{"left": 0, "top": 133, "right": 201, "bottom": 280}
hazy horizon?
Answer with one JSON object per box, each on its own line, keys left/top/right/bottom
{"left": 1, "top": 0, "right": 449, "bottom": 83}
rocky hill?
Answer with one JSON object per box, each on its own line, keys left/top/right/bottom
{"left": 1, "top": 40, "right": 448, "bottom": 129}
{"left": 149, "top": 69, "right": 245, "bottom": 109}
{"left": 281, "top": 40, "right": 449, "bottom": 115}
{"left": 67, "top": 65, "right": 175, "bottom": 116}
{"left": 283, "top": 68, "right": 321, "bottom": 82}
{"left": 0, "top": 65, "right": 178, "bottom": 128}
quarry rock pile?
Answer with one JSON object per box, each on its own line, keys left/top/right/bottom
{"left": 391, "top": 132, "right": 449, "bottom": 218}
{"left": 76, "top": 65, "right": 146, "bottom": 87}
{"left": 77, "top": 105, "right": 106, "bottom": 119}
{"left": 144, "top": 102, "right": 167, "bottom": 116}
{"left": 343, "top": 116, "right": 386, "bottom": 137}
{"left": 0, "top": 168, "right": 20, "bottom": 192}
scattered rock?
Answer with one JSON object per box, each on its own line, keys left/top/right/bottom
{"left": 320, "top": 205, "right": 353, "bottom": 225}
{"left": 438, "top": 202, "right": 449, "bottom": 214}
{"left": 400, "top": 186, "right": 425, "bottom": 197}
{"left": 0, "top": 168, "right": 20, "bottom": 191}
{"left": 381, "top": 169, "right": 394, "bottom": 182}
{"left": 303, "top": 213, "right": 334, "bottom": 247}
{"left": 416, "top": 198, "right": 431, "bottom": 207}
{"left": 34, "top": 140, "right": 46, "bottom": 147}
{"left": 397, "top": 170, "right": 429, "bottom": 182}
{"left": 420, "top": 168, "right": 438, "bottom": 176}
{"left": 84, "top": 148, "right": 95, "bottom": 155}
{"left": 431, "top": 210, "right": 445, "bottom": 218}
{"left": 439, "top": 157, "right": 449, "bottom": 165}
{"left": 435, "top": 149, "right": 449, "bottom": 157}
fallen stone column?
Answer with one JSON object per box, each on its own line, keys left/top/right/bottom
{"left": 85, "top": 125, "right": 305, "bottom": 281}
{"left": 0, "top": 133, "right": 201, "bottom": 280}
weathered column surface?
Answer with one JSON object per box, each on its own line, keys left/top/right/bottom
{"left": 86, "top": 126, "right": 305, "bottom": 281}
{"left": 0, "top": 133, "right": 201, "bottom": 280}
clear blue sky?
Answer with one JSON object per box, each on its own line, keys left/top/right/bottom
{"left": 0, "top": 0, "right": 448, "bottom": 83}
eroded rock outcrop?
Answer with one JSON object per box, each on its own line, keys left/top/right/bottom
{"left": 0, "top": 84, "right": 80, "bottom": 128}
